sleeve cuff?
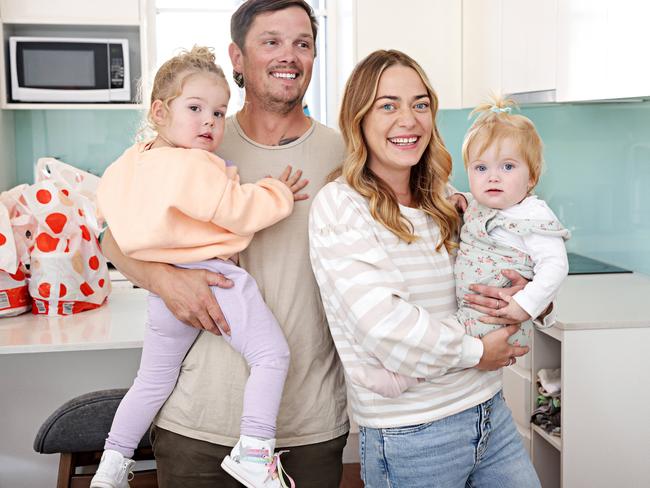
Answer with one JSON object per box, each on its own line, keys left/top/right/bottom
{"left": 512, "top": 291, "right": 543, "bottom": 320}
{"left": 532, "top": 302, "right": 557, "bottom": 329}
{"left": 458, "top": 335, "right": 484, "bottom": 368}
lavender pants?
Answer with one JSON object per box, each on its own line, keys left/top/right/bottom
{"left": 105, "top": 259, "right": 290, "bottom": 458}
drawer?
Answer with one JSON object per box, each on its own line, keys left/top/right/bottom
{"left": 502, "top": 364, "right": 532, "bottom": 427}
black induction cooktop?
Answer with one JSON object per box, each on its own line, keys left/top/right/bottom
{"left": 567, "top": 253, "right": 632, "bottom": 275}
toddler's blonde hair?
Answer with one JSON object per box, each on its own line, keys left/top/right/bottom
{"left": 147, "top": 45, "right": 228, "bottom": 132}
{"left": 462, "top": 96, "right": 543, "bottom": 189}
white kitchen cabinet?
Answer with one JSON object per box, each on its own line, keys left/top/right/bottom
{"left": 501, "top": 0, "right": 557, "bottom": 97}
{"left": 503, "top": 273, "right": 650, "bottom": 487}
{"left": 354, "top": 0, "right": 462, "bottom": 109}
{"left": 462, "top": 0, "right": 501, "bottom": 108}
{"left": 557, "top": 0, "right": 650, "bottom": 102}
{"left": 461, "top": 0, "right": 557, "bottom": 107}
{"left": 0, "top": 0, "right": 139, "bottom": 25}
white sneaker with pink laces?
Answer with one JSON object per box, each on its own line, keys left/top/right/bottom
{"left": 90, "top": 449, "right": 135, "bottom": 488}
{"left": 221, "top": 435, "right": 295, "bottom": 488}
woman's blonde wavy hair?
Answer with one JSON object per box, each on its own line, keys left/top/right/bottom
{"left": 462, "top": 95, "right": 543, "bottom": 190}
{"left": 333, "top": 49, "right": 459, "bottom": 252}
{"left": 147, "top": 45, "right": 228, "bottom": 132}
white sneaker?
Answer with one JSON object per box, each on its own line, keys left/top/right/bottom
{"left": 90, "top": 449, "right": 136, "bottom": 488}
{"left": 221, "top": 435, "right": 295, "bottom": 488}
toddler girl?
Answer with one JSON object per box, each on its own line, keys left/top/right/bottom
{"left": 92, "top": 47, "right": 300, "bottom": 488}
{"left": 350, "top": 96, "right": 569, "bottom": 398}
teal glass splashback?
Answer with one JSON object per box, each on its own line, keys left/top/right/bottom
{"left": 14, "top": 109, "right": 143, "bottom": 182}
{"left": 439, "top": 101, "right": 650, "bottom": 275}
{"left": 13, "top": 102, "right": 650, "bottom": 274}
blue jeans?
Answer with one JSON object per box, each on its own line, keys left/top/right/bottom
{"left": 359, "top": 391, "right": 540, "bottom": 488}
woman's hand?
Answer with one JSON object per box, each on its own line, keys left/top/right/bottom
{"left": 153, "top": 265, "right": 234, "bottom": 335}
{"left": 464, "top": 269, "right": 529, "bottom": 324}
{"left": 475, "top": 325, "right": 529, "bottom": 371}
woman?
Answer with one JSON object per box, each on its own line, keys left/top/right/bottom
{"left": 308, "top": 50, "right": 541, "bottom": 487}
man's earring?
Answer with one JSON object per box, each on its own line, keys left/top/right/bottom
{"left": 233, "top": 70, "right": 244, "bottom": 88}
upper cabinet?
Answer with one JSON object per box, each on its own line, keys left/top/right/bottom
{"left": 500, "top": 0, "right": 557, "bottom": 97}
{"left": 354, "top": 0, "right": 462, "bottom": 109}
{"left": 0, "top": 0, "right": 140, "bottom": 25}
{"left": 462, "top": 0, "right": 557, "bottom": 107}
{"left": 556, "top": 0, "right": 650, "bottom": 102}
{"left": 462, "top": 0, "right": 502, "bottom": 108}
{"left": 464, "top": 0, "right": 650, "bottom": 106}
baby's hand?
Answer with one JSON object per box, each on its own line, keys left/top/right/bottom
{"left": 495, "top": 293, "right": 531, "bottom": 322}
{"left": 277, "top": 165, "right": 309, "bottom": 201}
{"left": 448, "top": 193, "right": 468, "bottom": 214}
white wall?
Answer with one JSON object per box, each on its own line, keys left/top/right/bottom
{"left": 0, "top": 108, "right": 16, "bottom": 191}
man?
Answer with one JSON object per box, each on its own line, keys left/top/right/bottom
{"left": 101, "top": 1, "right": 349, "bottom": 486}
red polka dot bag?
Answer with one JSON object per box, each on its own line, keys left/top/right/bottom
{"left": 19, "top": 158, "right": 111, "bottom": 316}
{"left": 0, "top": 185, "right": 31, "bottom": 317}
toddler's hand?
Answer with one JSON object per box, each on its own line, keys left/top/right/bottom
{"left": 277, "top": 165, "right": 309, "bottom": 201}
{"left": 448, "top": 193, "right": 468, "bottom": 214}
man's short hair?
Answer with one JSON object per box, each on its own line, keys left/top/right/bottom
{"left": 231, "top": 0, "right": 318, "bottom": 87}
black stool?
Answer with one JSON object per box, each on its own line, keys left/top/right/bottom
{"left": 33, "top": 389, "right": 157, "bottom": 488}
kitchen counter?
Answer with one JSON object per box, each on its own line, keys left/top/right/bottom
{"left": 0, "top": 287, "right": 148, "bottom": 354}
{"left": 528, "top": 272, "right": 650, "bottom": 488}
{"left": 555, "top": 272, "right": 650, "bottom": 330}
{"left": 0, "top": 287, "right": 148, "bottom": 488}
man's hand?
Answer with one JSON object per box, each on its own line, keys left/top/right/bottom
{"left": 464, "top": 269, "right": 528, "bottom": 324}
{"left": 100, "top": 229, "right": 235, "bottom": 335}
{"left": 155, "top": 266, "right": 234, "bottom": 335}
{"left": 476, "top": 325, "right": 529, "bottom": 371}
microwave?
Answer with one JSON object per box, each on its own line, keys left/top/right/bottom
{"left": 9, "top": 36, "right": 130, "bottom": 103}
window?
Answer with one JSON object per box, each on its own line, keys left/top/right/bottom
{"left": 154, "top": 0, "right": 352, "bottom": 126}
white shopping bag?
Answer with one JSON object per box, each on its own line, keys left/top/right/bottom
{"left": 20, "top": 159, "right": 110, "bottom": 316}
{"left": 0, "top": 186, "right": 32, "bottom": 317}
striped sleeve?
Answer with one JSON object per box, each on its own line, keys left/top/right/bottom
{"left": 309, "top": 183, "right": 483, "bottom": 379}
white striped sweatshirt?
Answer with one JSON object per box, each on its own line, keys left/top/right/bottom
{"left": 309, "top": 179, "right": 503, "bottom": 428}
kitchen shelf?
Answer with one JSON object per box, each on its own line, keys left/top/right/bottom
{"left": 538, "top": 324, "right": 563, "bottom": 342}
{"left": 2, "top": 103, "right": 145, "bottom": 110}
{"left": 524, "top": 273, "right": 650, "bottom": 487}
{"left": 532, "top": 424, "right": 562, "bottom": 452}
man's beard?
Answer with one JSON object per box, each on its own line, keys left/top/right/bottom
{"left": 247, "top": 80, "right": 305, "bottom": 115}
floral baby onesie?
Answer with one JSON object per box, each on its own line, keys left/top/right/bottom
{"left": 454, "top": 198, "right": 570, "bottom": 347}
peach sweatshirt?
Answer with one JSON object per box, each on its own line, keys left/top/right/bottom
{"left": 97, "top": 142, "right": 294, "bottom": 264}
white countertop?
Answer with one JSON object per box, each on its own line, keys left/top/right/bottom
{"left": 2, "top": 272, "right": 648, "bottom": 353}
{"left": 555, "top": 272, "right": 650, "bottom": 330}
{"left": 0, "top": 287, "right": 148, "bottom": 354}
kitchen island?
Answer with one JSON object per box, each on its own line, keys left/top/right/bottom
{"left": 503, "top": 272, "right": 650, "bottom": 488}
{"left": 0, "top": 288, "right": 149, "bottom": 488}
